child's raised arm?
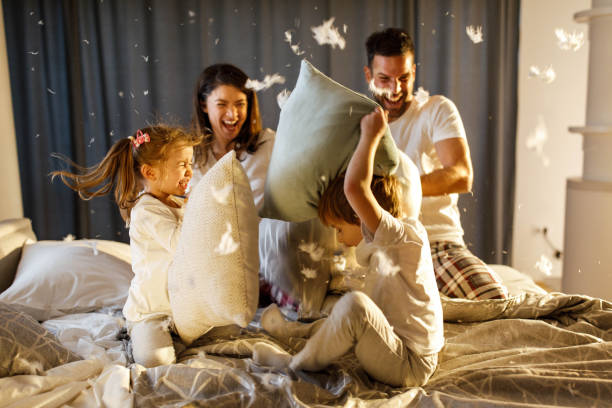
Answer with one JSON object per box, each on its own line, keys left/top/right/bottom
{"left": 344, "top": 107, "right": 388, "bottom": 234}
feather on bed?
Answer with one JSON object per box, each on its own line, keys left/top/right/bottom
{"left": 1, "top": 218, "right": 611, "bottom": 407}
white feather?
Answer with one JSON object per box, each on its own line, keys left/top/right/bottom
{"left": 465, "top": 25, "right": 483, "bottom": 44}
{"left": 414, "top": 87, "right": 430, "bottom": 104}
{"left": 276, "top": 89, "right": 291, "bottom": 110}
{"left": 284, "top": 30, "right": 305, "bottom": 56}
{"left": 535, "top": 254, "right": 553, "bottom": 276}
{"left": 246, "top": 74, "right": 286, "bottom": 92}
{"left": 298, "top": 241, "right": 325, "bottom": 262}
{"left": 311, "top": 18, "right": 346, "bottom": 50}
{"left": 373, "top": 250, "right": 400, "bottom": 277}
{"left": 211, "top": 183, "right": 233, "bottom": 205}
{"left": 368, "top": 79, "right": 393, "bottom": 99}
{"left": 301, "top": 267, "right": 318, "bottom": 279}
{"left": 555, "top": 28, "right": 584, "bottom": 51}
{"left": 214, "top": 222, "right": 239, "bottom": 255}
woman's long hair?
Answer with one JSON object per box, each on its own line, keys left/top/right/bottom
{"left": 192, "top": 63, "right": 263, "bottom": 167}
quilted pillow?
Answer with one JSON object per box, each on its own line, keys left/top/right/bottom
{"left": 0, "top": 302, "right": 81, "bottom": 377}
{"left": 169, "top": 151, "right": 260, "bottom": 345}
{"left": 259, "top": 59, "right": 399, "bottom": 222}
{"left": 0, "top": 240, "right": 133, "bottom": 321}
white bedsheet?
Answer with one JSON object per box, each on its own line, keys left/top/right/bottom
{"left": 42, "top": 310, "right": 127, "bottom": 366}
{"left": 0, "top": 310, "right": 132, "bottom": 408}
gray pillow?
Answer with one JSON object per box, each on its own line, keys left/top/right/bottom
{"left": 259, "top": 59, "right": 399, "bottom": 222}
{"left": 0, "top": 302, "right": 81, "bottom": 377}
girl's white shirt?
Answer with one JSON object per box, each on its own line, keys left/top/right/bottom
{"left": 191, "top": 128, "right": 275, "bottom": 211}
{"left": 123, "top": 194, "right": 184, "bottom": 323}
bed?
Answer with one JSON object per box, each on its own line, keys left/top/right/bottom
{"left": 1, "top": 217, "right": 611, "bottom": 408}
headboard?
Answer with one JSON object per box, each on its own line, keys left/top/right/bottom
{"left": 0, "top": 218, "right": 37, "bottom": 293}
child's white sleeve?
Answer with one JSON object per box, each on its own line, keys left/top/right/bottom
{"left": 132, "top": 201, "right": 182, "bottom": 253}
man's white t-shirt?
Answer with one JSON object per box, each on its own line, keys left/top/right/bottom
{"left": 357, "top": 210, "right": 444, "bottom": 356}
{"left": 123, "top": 194, "right": 184, "bottom": 323}
{"left": 191, "top": 128, "right": 275, "bottom": 211}
{"left": 388, "top": 95, "right": 466, "bottom": 244}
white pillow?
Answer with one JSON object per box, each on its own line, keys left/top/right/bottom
{"left": 169, "top": 151, "right": 260, "bottom": 345}
{"left": 0, "top": 240, "right": 132, "bottom": 321}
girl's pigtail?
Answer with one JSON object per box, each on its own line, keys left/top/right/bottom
{"left": 50, "top": 138, "right": 140, "bottom": 213}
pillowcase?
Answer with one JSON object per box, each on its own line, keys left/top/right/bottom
{"left": 168, "top": 151, "right": 260, "bottom": 345}
{"left": 259, "top": 217, "right": 337, "bottom": 320}
{"left": 0, "top": 302, "right": 81, "bottom": 377}
{"left": 259, "top": 59, "right": 399, "bottom": 222}
{"left": 0, "top": 240, "right": 132, "bottom": 321}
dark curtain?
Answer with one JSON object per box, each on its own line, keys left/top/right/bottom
{"left": 3, "top": 0, "right": 519, "bottom": 264}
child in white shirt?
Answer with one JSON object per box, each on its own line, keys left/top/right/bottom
{"left": 253, "top": 108, "right": 444, "bottom": 387}
{"left": 52, "top": 124, "right": 202, "bottom": 367}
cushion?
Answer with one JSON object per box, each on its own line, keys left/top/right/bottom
{"left": 0, "top": 302, "right": 81, "bottom": 377}
{"left": 259, "top": 218, "right": 336, "bottom": 319}
{"left": 0, "top": 218, "right": 37, "bottom": 293}
{"left": 259, "top": 59, "right": 400, "bottom": 222}
{"left": 168, "top": 151, "right": 260, "bottom": 345}
{"left": 0, "top": 240, "right": 132, "bottom": 321}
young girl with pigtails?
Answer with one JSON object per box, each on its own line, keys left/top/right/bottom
{"left": 51, "top": 124, "right": 202, "bottom": 367}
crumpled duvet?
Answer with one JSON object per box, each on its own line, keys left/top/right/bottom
{"left": 2, "top": 292, "right": 611, "bottom": 407}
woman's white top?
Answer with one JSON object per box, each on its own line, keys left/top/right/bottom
{"left": 191, "top": 128, "right": 276, "bottom": 211}
{"left": 123, "top": 194, "right": 184, "bottom": 323}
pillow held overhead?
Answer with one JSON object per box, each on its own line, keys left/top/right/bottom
{"left": 260, "top": 59, "right": 399, "bottom": 222}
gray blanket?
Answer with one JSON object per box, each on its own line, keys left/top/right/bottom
{"left": 131, "top": 292, "right": 612, "bottom": 407}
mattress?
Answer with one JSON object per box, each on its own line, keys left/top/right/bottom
{"left": 1, "top": 218, "right": 611, "bottom": 407}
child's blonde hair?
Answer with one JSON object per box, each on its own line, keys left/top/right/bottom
{"left": 318, "top": 173, "right": 402, "bottom": 226}
{"left": 51, "top": 124, "right": 202, "bottom": 217}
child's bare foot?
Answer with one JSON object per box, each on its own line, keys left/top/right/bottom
{"left": 252, "top": 342, "right": 292, "bottom": 369}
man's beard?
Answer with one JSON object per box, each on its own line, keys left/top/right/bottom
{"left": 375, "top": 94, "right": 409, "bottom": 121}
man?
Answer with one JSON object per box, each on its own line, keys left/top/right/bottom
{"left": 364, "top": 27, "right": 507, "bottom": 300}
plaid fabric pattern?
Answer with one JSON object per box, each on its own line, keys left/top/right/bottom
{"left": 259, "top": 279, "right": 300, "bottom": 312}
{"left": 430, "top": 241, "right": 508, "bottom": 300}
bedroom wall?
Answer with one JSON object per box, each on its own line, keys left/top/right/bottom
{"left": 0, "top": 1, "right": 23, "bottom": 220}
{"left": 512, "top": 0, "right": 589, "bottom": 289}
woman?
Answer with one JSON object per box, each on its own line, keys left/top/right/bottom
{"left": 191, "top": 63, "right": 274, "bottom": 210}
{"left": 191, "top": 63, "right": 336, "bottom": 318}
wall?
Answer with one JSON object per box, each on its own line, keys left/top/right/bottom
{"left": 513, "top": 0, "right": 590, "bottom": 289}
{"left": 0, "top": 0, "right": 23, "bottom": 220}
